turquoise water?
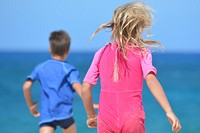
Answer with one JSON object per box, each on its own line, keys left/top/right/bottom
{"left": 0, "top": 52, "right": 199, "bottom": 133}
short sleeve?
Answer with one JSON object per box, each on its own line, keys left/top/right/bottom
{"left": 67, "top": 69, "right": 81, "bottom": 85}
{"left": 141, "top": 49, "right": 157, "bottom": 79}
{"left": 26, "top": 66, "right": 39, "bottom": 81}
{"left": 83, "top": 47, "right": 105, "bottom": 85}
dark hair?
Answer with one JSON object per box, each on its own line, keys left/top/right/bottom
{"left": 49, "top": 30, "right": 71, "bottom": 56}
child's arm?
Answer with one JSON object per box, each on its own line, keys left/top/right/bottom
{"left": 73, "top": 82, "right": 99, "bottom": 108}
{"left": 72, "top": 82, "right": 82, "bottom": 97}
{"left": 146, "top": 73, "right": 181, "bottom": 132}
{"left": 81, "top": 82, "right": 97, "bottom": 128}
{"left": 23, "top": 80, "right": 40, "bottom": 117}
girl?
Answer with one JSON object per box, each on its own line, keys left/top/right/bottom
{"left": 81, "top": 1, "right": 181, "bottom": 133}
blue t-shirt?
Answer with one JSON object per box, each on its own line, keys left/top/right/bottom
{"left": 27, "top": 59, "right": 80, "bottom": 124}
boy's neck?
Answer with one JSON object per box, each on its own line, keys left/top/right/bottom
{"left": 52, "top": 55, "right": 66, "bottom": 61}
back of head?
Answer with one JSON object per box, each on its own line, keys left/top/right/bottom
{"left": 49, "top": 30, "right": 71, "bottom": 56}
{"left": 91, "top": 1, "right": 161, "bottom": 57}
{"left": 112, "top": 1, "right": 153, "bottom": 46}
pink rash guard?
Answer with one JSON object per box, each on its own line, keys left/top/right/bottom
{"left": 84, "top": 42, "right": 157, "bottom": 133}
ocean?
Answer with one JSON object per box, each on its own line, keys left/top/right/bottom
{"left": 0, "top": 52, "right": 199, "bottom": 133}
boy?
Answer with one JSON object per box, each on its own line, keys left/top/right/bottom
{"left": 23, "top": 30, "right": 81, "bottom": 133}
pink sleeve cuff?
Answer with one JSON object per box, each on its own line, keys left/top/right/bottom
{"left": 83, "top": 47, "right": 105, "bottom": 85}
{"left": 83, "top": 79, "right": 97, "bottom": 85}
{"left": 142, "top": 66, "right": 157, "bottom": 79}
{"left": 141, "top": 49, "right": 157, "bottom": 79}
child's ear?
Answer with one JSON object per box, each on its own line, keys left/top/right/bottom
{"left": 65, "top": 50, "right": 69, "bottom": 56}
{"left": 48, "top": 47, "right": 52, "bottom": 53}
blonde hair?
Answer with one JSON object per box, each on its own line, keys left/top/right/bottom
{"left": 91, "top": 1, "right": 162, "bottom": 81}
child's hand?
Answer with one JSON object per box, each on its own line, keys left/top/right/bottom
{"left": 166, "top": 111, "right": 181, "bottom": 132}
{"left": 86, "top": 115, "right": 97, "bottom": 128}
{"left": 29, "top": 102, "right": 40, "bottom": 117}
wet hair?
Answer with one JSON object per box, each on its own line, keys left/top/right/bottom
{"left": 49, "top": 30, "right": 71, "bottom": 56}
{"left": 91, "top": 1, "right": 162, "bottom": 81}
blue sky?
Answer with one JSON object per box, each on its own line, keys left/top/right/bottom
{"left": 0, "top": 0, "right": 200, "bottom": 53}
